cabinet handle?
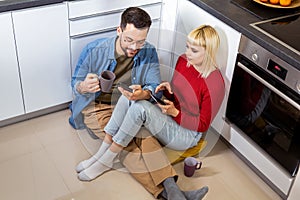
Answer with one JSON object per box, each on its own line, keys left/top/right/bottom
{"left": 70, "top": 27, "right": 116, "bottom": 39}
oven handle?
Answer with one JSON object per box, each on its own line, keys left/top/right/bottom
{"left": 237, "top": 62, "right": 300, "bottom": 111}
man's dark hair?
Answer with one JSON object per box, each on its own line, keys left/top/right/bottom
{"left": 120, "top": 7, "right": 152, "bottom": 30}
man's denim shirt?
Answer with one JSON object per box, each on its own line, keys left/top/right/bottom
{"left": 69, "top": 36, "right": 161, "bottom": 129}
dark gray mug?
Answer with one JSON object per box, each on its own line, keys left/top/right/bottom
{"left": 184, "top": 157, "right": 202, "bottom": 177}
{"left": 99, "top": 70, "right": 116, "bottom": 93}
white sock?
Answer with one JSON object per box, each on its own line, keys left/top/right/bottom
{"left": 75, "top": 141, "right": 111, "bottom": 173}
{"left": 78, "top": 149, "right": 118, "bottom": 181}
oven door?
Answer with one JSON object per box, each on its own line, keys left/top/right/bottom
{"left": 226, "top": 54, "right": 300, "bottom": 177}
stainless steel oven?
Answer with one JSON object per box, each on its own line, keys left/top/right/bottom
{"left": 225, "top": 35, "right": 300, "bottom": 197}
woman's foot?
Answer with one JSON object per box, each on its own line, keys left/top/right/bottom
{"left": 77, "top": 160, "right": 112, "bottom": 181}
{"left": 75, "top": 156, "right": 97, "bottom": 173}
{"left": 75, "top": 141, "right": 111, "bottom": 173}
{"left": 77, "top": 148, "right": 118, "bottom": 181}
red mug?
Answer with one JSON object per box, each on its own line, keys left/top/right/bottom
{"left": 184, "top": 157, "right": 202, "bottom": 177}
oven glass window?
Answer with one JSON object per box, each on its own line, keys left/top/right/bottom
{"left": 226, "top": 56, "right": 300, "bottom": 176}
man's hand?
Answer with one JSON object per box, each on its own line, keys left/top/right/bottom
{"left": 77, "top": 73, "right": 100, "bottom": 94}
{"left": 118, "top": 85, "right": 151, "bottom": 101}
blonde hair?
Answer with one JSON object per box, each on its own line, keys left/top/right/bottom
{"left": 187, "top": 25, "right": 220, "bottom": 78}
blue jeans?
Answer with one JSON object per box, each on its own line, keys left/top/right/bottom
{"left": 104, "top": 95, "right": 202, "bottom": 151}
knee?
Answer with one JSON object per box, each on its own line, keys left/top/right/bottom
{"left": 131, "top": 100, "right": 147, "bottom": 110}
{"left": 119, "top": 95, "right": 129, "bottom": 104}
{"left": 130, "top": 100, "right": 153, "bottom": 113}
{"left": 116, "top": 95, "right": 131, "bottom": 108}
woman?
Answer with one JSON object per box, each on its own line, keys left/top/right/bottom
{"left": 76, "top": 25, "right": 225, "bottom": 200}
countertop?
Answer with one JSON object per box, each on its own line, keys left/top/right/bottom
{"left": 1, "top": 0, "right": 299, "bottom": 69}
{"left": 189, "top": 0, "right": 300, "bottom": 70}
{"left": 0, "top": 0, "right": 64, "bottom": 12}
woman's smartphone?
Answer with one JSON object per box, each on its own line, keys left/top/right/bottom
{"left": 150, "top": 93, "right": 166, "bottom": 105}
{"left": 117, "top": 82, "right": 133, "bottom": 93}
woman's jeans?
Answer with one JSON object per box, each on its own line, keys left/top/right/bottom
{"left": 104, "top": 95, "right": 202, "bottom": 151}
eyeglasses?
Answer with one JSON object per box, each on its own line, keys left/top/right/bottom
{"left": 122, "top": 36, "right": 146, "bottom": 47}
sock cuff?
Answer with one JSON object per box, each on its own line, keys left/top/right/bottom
{"left": 101, "top": 141, "right": 111, "bottom": 149}
{"left": 99, "top": 149, "right": 118, "bottom": 166}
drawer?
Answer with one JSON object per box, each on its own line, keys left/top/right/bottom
{"left": 70, "top": 3, "right": 162, "bottom": 37}
{"left": 69, "top": 11, "right": 120, "bottom": 37}
{"left": 68, "top": 0, "right": 162, "bottom": 19}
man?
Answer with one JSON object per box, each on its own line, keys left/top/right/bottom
{"left": 70, "top": 7, "right": 208, "bottom": 200}
{"left": 69, "top": 7, "right": 161, "bottom": 138}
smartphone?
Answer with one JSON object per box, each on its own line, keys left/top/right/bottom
{"left": 150, "top": 93, "right": 166, "bottom": 105}
{"left": 117, "top": 82, "right": 133, "bottom": 93}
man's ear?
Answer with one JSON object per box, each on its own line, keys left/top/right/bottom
{"left": 117, "top": 27, "right": 122, "bottom": 36}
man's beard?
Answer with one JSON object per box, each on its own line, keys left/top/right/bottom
{"left": 120, "top": 38, "right": 139, "bottom": 57}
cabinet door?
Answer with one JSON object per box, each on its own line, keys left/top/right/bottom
{"left": 12, "top": 3, "right": 71, "bottom": 113}
{"left": 0, "top": 13, "right": 25, "bottom": 120}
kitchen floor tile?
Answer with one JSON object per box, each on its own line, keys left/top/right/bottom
{"left": 31, "top": 110, "right": 77, "bottom": 147}
{"left": 0, "top": 148, "right": 69, "bottom": 200}
{"left": 44, "top": 132, "right": 90, "bottom": 193}
{"left": 0, "top": 120, "right": 42, "bottom": 163}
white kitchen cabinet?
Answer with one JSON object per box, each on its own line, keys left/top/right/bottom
{"left": 165, "top": 0, "right": 241, "bottom": 134}
{"left": 156, "top": 0, "right": 178, "bottom": 81}
{"left": 69, "top": 3, "right": 161, "bottom": 37}
{"left": 68, "top": 0, "right": 162, "bottom": 19}
{"left": 0, "top": 12, "right": 25, "bottom": 120}
{"left": 12, "top": 3, "right": 71, "bottom": 113}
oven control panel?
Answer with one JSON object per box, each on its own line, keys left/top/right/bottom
{"left": 267, "top": 59, "right": 287, "bottom": 81}
{"left": 239, "top": 35, "right": 300, "bottom": 95}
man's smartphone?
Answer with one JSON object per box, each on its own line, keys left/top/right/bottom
{"left": 150, "top": 93, "right": 166, "bottom": 105}
{"left": 117, "top": 82, "right": 133, "bottom": 93}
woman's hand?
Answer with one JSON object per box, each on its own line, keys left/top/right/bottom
{"left": 155, "top": 81, "right": 173, "bottom": 94}
{"left": 157, "top": 99, "right": 179, "bottom": 117}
